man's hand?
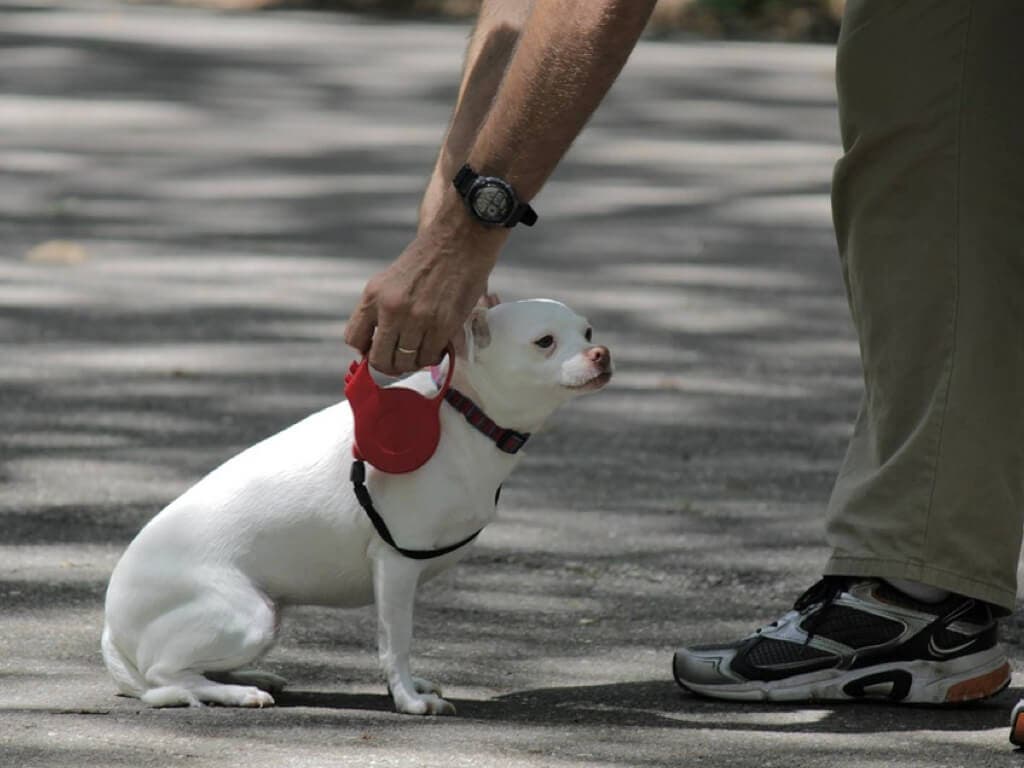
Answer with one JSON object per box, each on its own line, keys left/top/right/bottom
{"left": 344, "top": 0, "right": 654, "bottom": 375}
{"left": 343, "top": 219, "right": 504, "bottom": 374}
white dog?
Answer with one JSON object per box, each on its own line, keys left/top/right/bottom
{"left": 102, "top": 299, "right": 612, "bottom": 715}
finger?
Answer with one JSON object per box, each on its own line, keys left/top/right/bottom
{"left": 420, "top": 325, "right": 450, "bottom": 369}
{"left": 390, "top": 306, "right": 431, "bottom": 373}
{"left": 344, "top": 301, "right": 376, "bottom": 355}
{"left": 394, "top": 333, "right": 424, "bottom": 372}
{"left": 369, "top": 324, "right": 399, "bottom": 375}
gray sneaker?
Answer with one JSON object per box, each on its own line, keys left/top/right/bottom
{"left": 673, "top": 577, "right": 1009, "bottom": 704}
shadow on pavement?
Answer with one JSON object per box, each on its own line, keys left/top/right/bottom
{"left": 274, "top": 680, "right": 1017, "bottom": 735}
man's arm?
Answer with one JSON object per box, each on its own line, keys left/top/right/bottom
{"left": 418, "top": 0, "right": 534, "bottom": 231}
{"left": 344, "top": 0, "right": 657, "bottom": 374}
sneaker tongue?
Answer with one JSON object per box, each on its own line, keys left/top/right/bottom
{"left": 792, "top": 577, "right": 846, "bottom": 611}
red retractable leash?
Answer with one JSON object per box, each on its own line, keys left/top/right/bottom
{"left": 343, "top": 346, "right": 530, "bottom": 560}
{"left": 343, "top": 347, "right": 455, "bottom": 474}
{"left": 344, "top": 347, "right": 484, "bottom": 560}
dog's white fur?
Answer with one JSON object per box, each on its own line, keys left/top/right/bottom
{"left": 102, "top": 299, "right": 612, "bottom": 714}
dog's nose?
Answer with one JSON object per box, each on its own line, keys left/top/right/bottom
{"left": 586, "top": 345, "right": 611, "bottom": 371}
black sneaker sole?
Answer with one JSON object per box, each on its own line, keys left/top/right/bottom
{"left": 674, "top": 645, "right": 1010, "bottom": 705}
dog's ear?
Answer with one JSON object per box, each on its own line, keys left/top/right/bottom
{"left": 469, "top": 306, "right": 491, "bottom": 353}
{"left": 454, "top": 306, "right": 491, "bottom": 362}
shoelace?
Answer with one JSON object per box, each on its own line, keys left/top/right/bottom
{"left": 794, "top": 576, "right": 846, "bottom": 647}
{"left": 752, "top": 577, "right": 847, "bottom": 646}
{"left": 793, "top": 576, "right": 845, "bottom": 612}
{"left": 749, "top": 581, "right": 843, "bottom": 647}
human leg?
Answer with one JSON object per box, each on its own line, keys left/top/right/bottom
{"left": 824, "top": 0, "right": 1024, "bottom": 613}
{"left": 673, "top": 0, "right": 1023, "bottom": 704}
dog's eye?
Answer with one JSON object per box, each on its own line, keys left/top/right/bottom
{"left": 534, "top": 335, "right": 555, "bottom": 349}
{"left": 584, "top": 328, "right": 593, "bottom": 342}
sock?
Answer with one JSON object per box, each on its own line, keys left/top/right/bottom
{"left": 886, "top": 578, "right": 951, "bottom": 604}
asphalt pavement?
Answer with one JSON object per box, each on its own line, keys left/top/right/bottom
{"left": 2, "top": 2, "right": 1022, "bottom": 766}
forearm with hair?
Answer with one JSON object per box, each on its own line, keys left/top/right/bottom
{"left": 466, "top": 0, "right": 656, "bottom": 201}
{"left": 422, "top": 0, "right": 655, "bottom": 240}
{"left": 345, "top": 1, "right": 653, "bottom": 372}
{"left": 419, "top": 0, "right": 533, "bottom": 230}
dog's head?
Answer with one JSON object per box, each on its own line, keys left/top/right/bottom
{"left": 454, "top": 299, "right": 612, "bottom": 431}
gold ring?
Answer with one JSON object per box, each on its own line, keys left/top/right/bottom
{"left": 397, "top": 346, "right": 418, "bottom": 355}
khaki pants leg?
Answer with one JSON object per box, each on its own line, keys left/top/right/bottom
{"left": 824, "top": 0, "right": 1024, "bottom": 613}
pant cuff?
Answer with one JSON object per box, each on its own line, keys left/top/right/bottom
{"left": 825, "top": 554, "right": 1016, "bottom": 614}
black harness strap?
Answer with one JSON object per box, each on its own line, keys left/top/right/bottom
{"left": 350, "top": 459, "right": 483, "bottom": 560}
{"left": 350, "top": 378, "right": 517, "bottom": 561}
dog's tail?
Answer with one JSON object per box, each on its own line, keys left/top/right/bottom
{"left": 101, "top": 624, "right": 145, "bottom": 698}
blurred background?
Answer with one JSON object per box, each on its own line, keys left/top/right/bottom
{"left": 139, "top": 0, "right": 846, "bottom": 41}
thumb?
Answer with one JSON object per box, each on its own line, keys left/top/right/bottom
{"left": 344, "top": 300, "right": 376, "bottom": 355}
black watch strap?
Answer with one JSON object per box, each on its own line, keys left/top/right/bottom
{"left": 452, "top": 164, "right": 538, "bottom": 228}
{"left": 513, "top": 200, "right": 538, "bottom": 227}
{"left": 452, "top": 164, "right": 477, "bottom": 196}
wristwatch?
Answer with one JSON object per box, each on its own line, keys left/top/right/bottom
{"left": 452, "top": 164, "right": 538, "bottom": 228}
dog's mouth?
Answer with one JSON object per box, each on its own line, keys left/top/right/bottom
{"left": 565, "top": 370, "right": 612, "bottom": 391}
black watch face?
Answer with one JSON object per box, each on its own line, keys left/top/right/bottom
{"left": 470, "top": 181, "right": 514, "bottom": 224}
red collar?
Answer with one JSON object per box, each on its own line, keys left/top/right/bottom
{"left": 431, "top": 366, "right": 530, "bottom": 455}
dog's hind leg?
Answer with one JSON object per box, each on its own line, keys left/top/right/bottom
{"left": 142, "top": 673, "right": 274, "bottom": 708}
{"left": 134, "top": 576, "right": 279, "bottom": 708}
{"left": 101, "top": 625, "right": 147, "bottom": 697}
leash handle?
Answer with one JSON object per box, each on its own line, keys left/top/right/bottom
{"left": 344, "top": 345, "right": 456, "bottom": 474}
{"left": 432, "top": 344, "right": 456, "bottom": 399}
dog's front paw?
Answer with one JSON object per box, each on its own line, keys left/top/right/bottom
{"left": 412, "top": 676, "right": 443, "bottom": 696}
{"left": 392, "top": 690, "right": 456, "bottom": 716}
